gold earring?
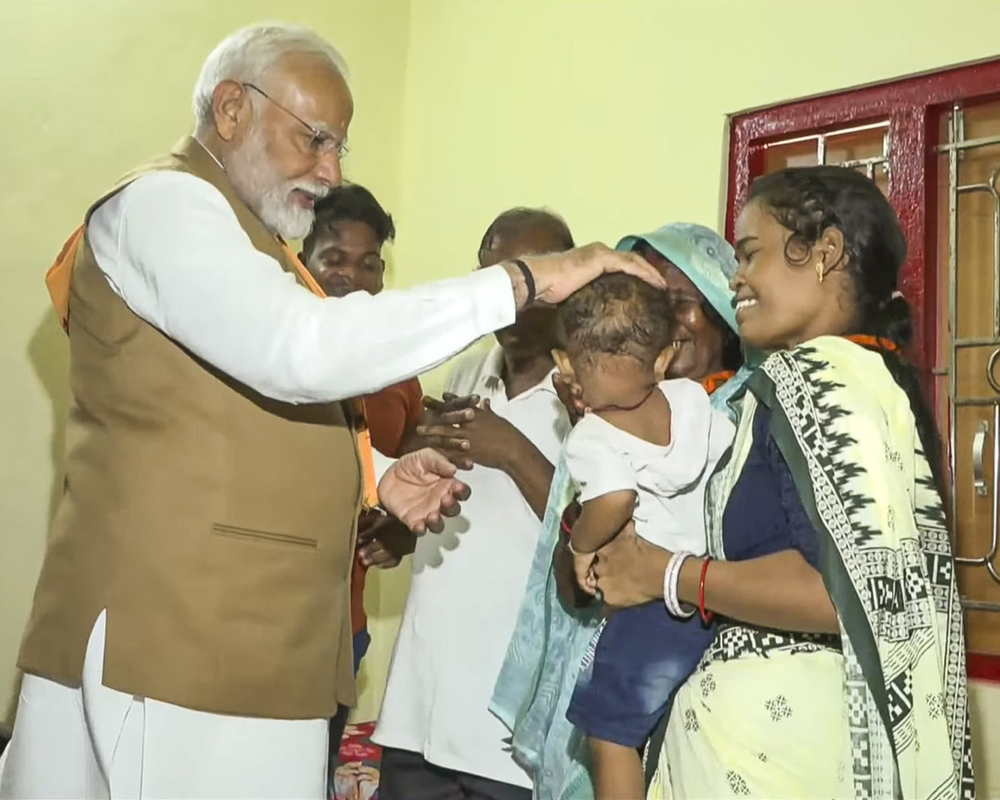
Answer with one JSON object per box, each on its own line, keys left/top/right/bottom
{"left": 816, "top": 261, "right": 825, "bottom": 284}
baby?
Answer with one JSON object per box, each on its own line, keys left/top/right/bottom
{"left": 553, "top": 273, "right": 734, "bottom": 799}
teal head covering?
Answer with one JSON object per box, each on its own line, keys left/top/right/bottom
{"left": 615, "top": 222, "right": 739, "bottom": 334}
{"left": 616, "top": 222, "right": 763, "bottom": 420}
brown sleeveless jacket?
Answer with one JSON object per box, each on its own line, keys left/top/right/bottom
{"left": 18, "top": 137, "right": 362, "bottom": 719}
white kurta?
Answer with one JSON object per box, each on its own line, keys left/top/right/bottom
{"left": 1, "top": 613, "right": 332, "bottom": 800}
{"left": 373, "top": 344, "right": 571, "bottom": 788}
{"left": 0, "top": 169, "right": 518, "bottom": 800}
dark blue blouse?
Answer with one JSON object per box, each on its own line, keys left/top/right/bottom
{"left": 721, "top": 405, "right": 821, "bottom": 568}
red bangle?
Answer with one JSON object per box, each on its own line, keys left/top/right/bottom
{"left": 560, "top": 509, "right": 573, "bottom": 541}
{"left": 698, "top": 557, "right": 713, "bottom": 624}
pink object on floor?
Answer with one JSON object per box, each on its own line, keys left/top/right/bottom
{"left": 331, "top": 721, "right": 382, "bottom": 800}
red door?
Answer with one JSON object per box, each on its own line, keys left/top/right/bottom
{"left": 727, "top": 59, "right": 1000, "bottom": 674}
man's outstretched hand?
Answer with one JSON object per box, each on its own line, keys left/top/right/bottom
{"left": 378, "top": 448, "right": 471, "bottom": 534}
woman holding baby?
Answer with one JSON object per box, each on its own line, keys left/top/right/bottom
{"left": 594, "top": 166, "right": 972, "bottom": 800}
{"left": 495, "top": 165, "right": 973, "bottom": 800}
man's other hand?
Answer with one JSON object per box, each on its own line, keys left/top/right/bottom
{"left": 378, "top": 448, "right": 471, "bottom": 534}
{"left": 357, "top": 511, "right": 416, "bottom": 569}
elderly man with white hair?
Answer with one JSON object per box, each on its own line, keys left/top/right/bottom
{"left": 0, "top": 22, "right": 660, "bottom": 800}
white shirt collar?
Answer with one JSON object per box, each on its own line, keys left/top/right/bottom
{"left": 476, "top": 343, "right": 559, "bottom": 403}
{"left": 193, "top": 137, "right": 226, "bottom": 172}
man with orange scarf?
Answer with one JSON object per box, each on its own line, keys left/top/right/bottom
{"left": 0, "top": 22, "right": 660, "bottom": 800}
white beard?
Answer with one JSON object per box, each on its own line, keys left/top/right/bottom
{"left": 223, "top": 124, "right": 328, "bottom": 240}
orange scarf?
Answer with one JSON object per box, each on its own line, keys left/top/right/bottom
{"left": 694, "top": 335, "right": 897, "bottom": 398}
{"left": 46, "top": 227, "right": 379, "bottom": 510}
{"left": 46, "top": 225, "right": 83, "bottom": 332}
{"left": 845, "top": 333, "right": 899, "bottom": 352}
{"left": 700, "top": 370, "right": 736, "bottom": 396}
{"left": 281, "top": 241, "right": 380, "bottom": 511}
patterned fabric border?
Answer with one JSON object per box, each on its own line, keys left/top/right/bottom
{"left": 751, "top": 339, "right": 973, "bottom": 800}
{"left": 701, "top": 623, "right": 840, "bottom": 668}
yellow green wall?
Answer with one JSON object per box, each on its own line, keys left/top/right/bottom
{"left": 392, "top": 0, "right": 1000, "bottom": 288}
{"left": 3, "top": 1, "right": 1000, "bottom": 791}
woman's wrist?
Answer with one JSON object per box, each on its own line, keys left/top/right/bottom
{"left": 662, "top": 551, "right": 697, "bottom": 618}
{"left": 643, "top": 546, "right": 672, "bottom": 601}
{"left": 676, "top": 556, "right": 703, "bottom": 606}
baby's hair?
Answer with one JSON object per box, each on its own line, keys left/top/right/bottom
{"left": 557, "top": 274, "right": 675, "bottom": 371}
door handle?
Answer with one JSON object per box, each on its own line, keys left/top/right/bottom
{"left": 974, "top": 420, "right": 989, "bottom": 496}
{"left": 988, "top": 348, "right": 1000, "bottom": 395}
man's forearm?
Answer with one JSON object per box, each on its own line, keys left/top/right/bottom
{"left": 93, "top": 173, "right": 520, "bottom": 406}
{"left": 502, "top": 437, "right": 555, "bottom": 520}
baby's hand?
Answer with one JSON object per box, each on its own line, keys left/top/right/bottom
{"left": 572, "top": 549, "right": 598, "bottom": 595}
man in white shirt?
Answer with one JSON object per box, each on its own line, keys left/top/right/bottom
{"left": 0, "top": 25, "right": 661, "bottom": 800}
{"left": 374, "top": 209, "right": 577, "bottom": 800}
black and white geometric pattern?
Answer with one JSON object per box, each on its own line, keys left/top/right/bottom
{"left": 683, "top": 708, "right": 699, "bottom": 733}
{"left": 702, "top": 623, "right": 839, "bottom": 668}
{"left": 764, "top": 694, "right": 793, "bottom": 722}
{"left": 961, "top": 738, "right": 977, "bottom": 800}
{"left": 726, "top": 770, "right": 751, "bottom": 796}
{"left": 884, "top": 440, "right": 904, "bottom": 471}
{"left": 887, "top": 671, "right": 914, "bottom": 727}
{"left": 752, "top": 342, "right": 974, "bottom": 800}
{"left": 927, "top": 692, "right": 944, "bottom": 720}
{"left": 844, "top": 646, "right": 876, "bottom": 800}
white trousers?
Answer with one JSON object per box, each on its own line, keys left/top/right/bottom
{"left": 0, "top": 612, "right": 328, "bottom": 800}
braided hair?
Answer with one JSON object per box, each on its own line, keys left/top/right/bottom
{"left": 749, "top": 166, "right": 945, "bottom": 497}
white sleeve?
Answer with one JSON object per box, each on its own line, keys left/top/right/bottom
{"left": 563, "top": 416, "right": 637, "bottom": 503}
{"left": 87, "top": 171, "right": 516, "bottom": 405}
{"left": 442, "top": 362, "right": 461, "bottom": 396}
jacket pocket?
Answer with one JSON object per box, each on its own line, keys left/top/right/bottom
{"left": 212, "top": 523, "right": 318, "bottom": 549}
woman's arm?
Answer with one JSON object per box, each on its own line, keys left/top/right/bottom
{"left": 592, "top": 525, "right": 839, "bottom": 634}
{"left": 678, "top": 549, "right": 838, "bottom": 634}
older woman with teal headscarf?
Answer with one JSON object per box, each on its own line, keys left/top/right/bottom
{"left": 489, "top": 223, "right": 753, "bottom": 800}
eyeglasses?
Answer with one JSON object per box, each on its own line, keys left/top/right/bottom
{"left": 243, "top": 82, "right": 349, "bottom": 159}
